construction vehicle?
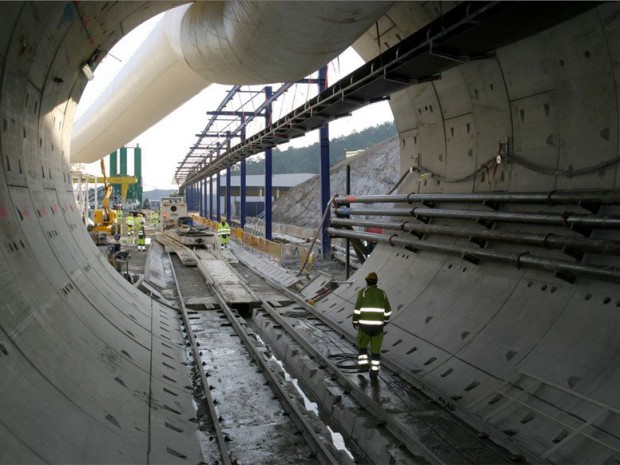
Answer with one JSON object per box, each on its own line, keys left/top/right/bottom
{"left": 91, "top": 159, "right": 119, "bottom": 242}
{"left": 159, "top": 196, "right": 187, "bottom": 230}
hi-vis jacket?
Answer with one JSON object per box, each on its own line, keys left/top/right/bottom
{"left": 218, "top": 222, "right": 230, "bottom": 236}
{"left": 353, "top": 285, "right": 391, "bottom": 327}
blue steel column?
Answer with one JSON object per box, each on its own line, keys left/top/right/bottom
{"left": 240, "top": 114, "right": 247, "bottom": 229}
{"left": 216, "top": 175, "right": 221, "bottom": 221}
{"left": 200, "top": 178, "right": 205, "bottom": 217}
{"left": 318, "top": 65, "right": 331, "bottom": 259}
{"left": 209, "top": 175, "right": 214, "bottom": 220}
{"left": 264, "top": 86, "right": 273, "bottom": 240}
{"left": 200, "top": 179, "right": 206, "bottom": 218}
{"left": 216, "top": 144, "right": 221, "bottom": 220}
{"left": 202, "top": 178, "right": 209, "bottom": 218}
{"left": 226, "top": 132, "right": 232, "bottom": 223}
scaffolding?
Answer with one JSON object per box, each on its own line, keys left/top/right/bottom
{"left": 176, "top": 70, "right": 330, "bottom": 253}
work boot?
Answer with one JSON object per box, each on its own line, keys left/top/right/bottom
{"left": 369, "top": 369, "right": 379, "bottom": 380}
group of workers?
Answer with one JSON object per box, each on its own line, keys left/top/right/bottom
{"left": 122, "top": 211, "right": 148, "bottom": 251}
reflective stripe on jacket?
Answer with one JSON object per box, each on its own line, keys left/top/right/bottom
{"left": 353, "top": 285, "right": 391, "bottom": 326}
{"left": 218, "top": 222, "right": 230, "bottom": 236}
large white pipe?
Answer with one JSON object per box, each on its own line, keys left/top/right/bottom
{"left": 71, "top": 1, "right": 391, "bottom": 164}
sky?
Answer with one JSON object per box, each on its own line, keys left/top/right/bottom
{"left": 76, "top": 11, "right": 394, "bottom": 191}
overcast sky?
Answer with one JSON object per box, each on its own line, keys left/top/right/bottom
{"left": 75, "top": 12, "right": 394, "bottom": 191}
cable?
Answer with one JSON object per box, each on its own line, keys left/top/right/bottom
{"left": 327, "top": 353, "right": 359, "bottom": 371}
{"left": 415, "top": 149, "right": 620, "bottom": 185}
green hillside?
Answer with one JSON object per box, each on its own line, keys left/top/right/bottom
{"left": 231, "top": 121, "right": 396, "bottom": 175}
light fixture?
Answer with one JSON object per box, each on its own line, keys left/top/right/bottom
{"left": 81, "top": 63, "right": 95, "bottom": 81}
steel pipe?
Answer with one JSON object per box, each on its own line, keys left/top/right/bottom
{"left": 333, "top": 190, "right": 620, "bottom": 205}
{"left": 327, "top": 228, "right": 620, "bottom": 283}
{"left": 330, "top": 218, "right": 620, "bottom": 255}
{"left": 334, "top": 207, "right": 620, "bottom": 229}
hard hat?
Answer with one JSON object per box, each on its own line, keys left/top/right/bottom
{"left": 140, "top": 218, "right": 145, "bottom": 223}
{"left": 365, "top": 272, "right": 378, "bottom": 282}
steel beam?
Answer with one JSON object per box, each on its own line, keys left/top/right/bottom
{"left": 265, "top": 86, "right": 273, "bottom": 240}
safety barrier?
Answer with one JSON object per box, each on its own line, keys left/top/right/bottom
{"left": 190, "top": 214, "right": 315, "bottom": 269}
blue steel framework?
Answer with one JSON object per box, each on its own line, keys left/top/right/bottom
{"left": 318, "top": 67, "right": 330, "bottom": 258}
{"left": 209, "top": 174, "right": 213, "bottom": 220}
{"left": 240, "top": 114, "right": 247, "bottom": 228}
{"left": 264, "top": 86, "right": 273, "bottom": 240}
{"left": 175, "top": 71, "right": 328, "bottom": 242}
{"left": 225, "top": 132, "right": 231, "bottom": 223}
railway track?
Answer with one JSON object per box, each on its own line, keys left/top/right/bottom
{"left": 154, "top": 238, "right": 526, "bottom": 464}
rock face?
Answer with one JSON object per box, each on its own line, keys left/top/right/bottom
{"left": 272, "top": 136, "right": 400, "bottom": 228}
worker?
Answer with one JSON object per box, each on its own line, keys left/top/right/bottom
{"left": 137, "top": 217, "right": 146, "bottom": 251}
{"left": 352, "top": 272, "right": 391, "bottom": 380}
{"left": 116, "top": 208, "right": 123, "bottom": 222}
{"left": 150, "top": 210, "right": 158, "bottom": 226}
{"left": 126, "top": 213, "right": 134, "bottom": 236}
{"left": 218, "top": 217, "right": 231, "bottom": 248}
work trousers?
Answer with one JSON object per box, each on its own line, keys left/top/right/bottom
{"left": 356, "top": 327, "right": 384, "bottom": 372}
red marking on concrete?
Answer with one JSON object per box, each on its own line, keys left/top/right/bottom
{"left": 0, "top": 207, "right": 8, "bottom": 219}
{"left": 21, "top": 208, "right": 30, "bottom": 218}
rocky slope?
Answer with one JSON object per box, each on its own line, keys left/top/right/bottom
{"left": 272, "top": 136, "right": 400, "bottom": 229}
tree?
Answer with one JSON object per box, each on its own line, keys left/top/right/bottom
{"left": 230, "top": 121, "right": 396, "bottom": 175}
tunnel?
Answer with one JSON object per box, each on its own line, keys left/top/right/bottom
{"left": 1, "top": 1, "right": 620, "bottom": 464}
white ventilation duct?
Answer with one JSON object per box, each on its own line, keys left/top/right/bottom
{"left": 70, "top": 1, "right": 391, "bottom": 164}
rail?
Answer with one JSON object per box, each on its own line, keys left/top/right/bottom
{"left": 168, "top": 254, "right": 233, "bottom": 465}
{"left": 168, "top": 240, "right": 346, "bottom": 464}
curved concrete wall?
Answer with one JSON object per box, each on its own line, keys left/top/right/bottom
{"left": 0, "top": 2, "right": 204, "bottom": 463}
{"left": 2, "top": 1, "right": 620, "bottom": 464}
{"left": 319, "top": 3, "right": 620, "bottom": 463}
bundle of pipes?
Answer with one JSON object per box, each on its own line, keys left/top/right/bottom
{"left": 333, "top": 190, "right": 620, "bottom": 206}
{"left": 329, "top": 190, "right": 620, "bottom": 283}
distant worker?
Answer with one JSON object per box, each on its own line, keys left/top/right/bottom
{"left": 126, "top": 213, "right": 134, "bottom": 236}
{"left": 137, "top": 217, "right": 146, "bottom": 251}
{"left": 352, "top": 272, "right": 391, "bottom": 380}
{"left": 218, "top": 217, "right": 230, "bottom": 249}
{"left": 150, "top": 210, "right": 158, "bottom": 226}
{"left": 116, "top": 208, "right": 123, "bottom": 221}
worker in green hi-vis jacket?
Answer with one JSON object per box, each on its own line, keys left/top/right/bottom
{"left": 352, "top": 272, "right": 391, "bottom": 380}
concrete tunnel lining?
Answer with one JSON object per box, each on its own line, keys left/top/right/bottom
{"left": 0, "top": 1, "right": 392, "bottom": 463}
{"left": 316, "top": 4, "right": 620, "bottom": 462}
{"left": 3, "top": 1, "right": 620, "bottom": 464}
